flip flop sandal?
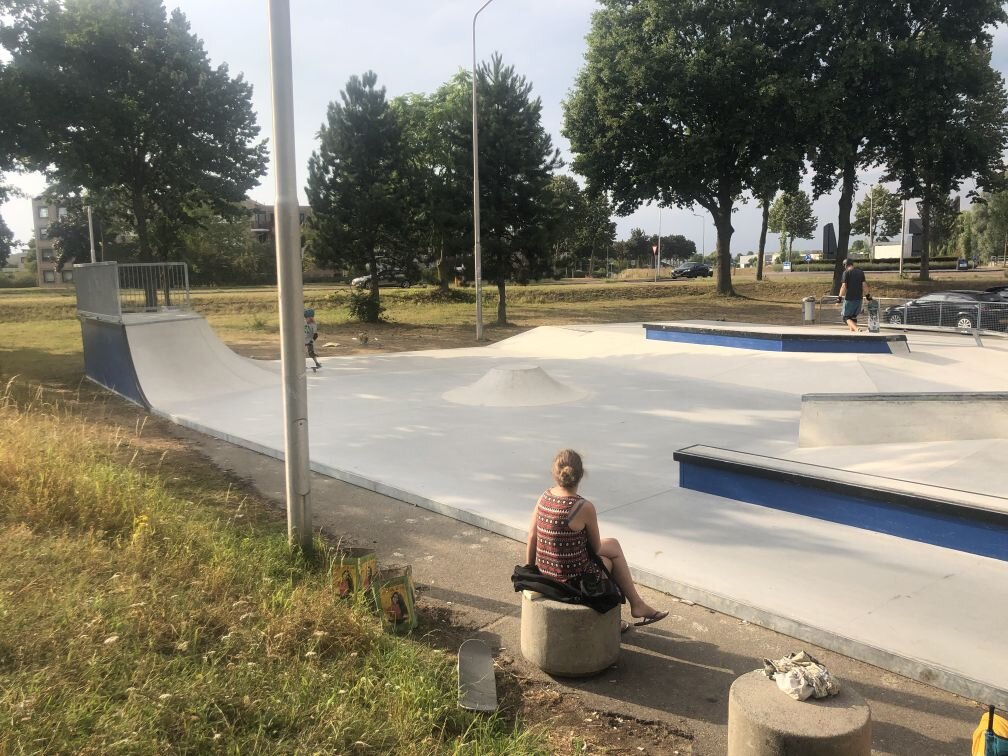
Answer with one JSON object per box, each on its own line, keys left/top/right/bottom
{"left": 634, "top": 610, "right": 669, "bottom": 628}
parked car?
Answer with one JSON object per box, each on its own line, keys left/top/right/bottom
{"left": 883, "top": 290, "right": 1008, "bottom": 331}
{"left": 986, "top": 284, "right": 1008, "bottom": 301}
{"left": 351, "top": 268, "right": 413, "bottom": 288}
{"left": 670, "top": 263, "right": 713, "bottom": 279}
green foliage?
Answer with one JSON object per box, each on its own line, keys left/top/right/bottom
{"left": 347, "top": 289, "right": 385, "bottom": 323}
{"left": 464, "top": 54, "right": 560, "bottom": 322}
{"left": 768, "top": 191, "right": 818, "bottom": 261}
{"left": 0, "top": 385, "right": 547, "bottom": 754}
{"left": 178, "top": 206, "right": 276, "bottom": 286}
{"left": 5, "top": 0, "right": 268, "bottom": 260}
{"left": 0, "top": 212, "right": 11, "bottom": 269}
{"left": 852, "top": 185, "right": 902, "bottom": 242}
{"left": 880, "top": 1, "right": 1008, "bottom": 278}
{"left": 307, "top": 71, "right": 405, "bottom": 311}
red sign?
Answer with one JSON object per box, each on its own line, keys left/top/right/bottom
{"left": 652, "top": 245, "right": 658, "bottom": 255}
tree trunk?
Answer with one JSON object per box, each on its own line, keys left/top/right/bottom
{"left": 496, "top": 279, "right": 506, "bottom": 324}
{"left": 757, "top": 200, "right": 768, "bottom": 281}
{"left": 920, "top": 198, "right": 931, "bottom": 281}
{"left": 713, "top": 204, "right": 735, "bottom": 296}
{"left": 132, "top": 191, "right": 158, "bottom": 308}
{"left": 368, "top": 248, "right": 381, "bottom": 322}
{"left": 436, "top": 237, "right": 449, "bottom": 293}
{"left": 831, "top": 158, "right": 856, "bottom": 295}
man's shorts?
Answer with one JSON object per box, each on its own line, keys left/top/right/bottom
{"left": 842, "top": 299, "right": 862, "bottom": 321}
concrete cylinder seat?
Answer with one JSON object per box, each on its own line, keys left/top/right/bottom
{"left": 727, "top": 670, "right": 872, "bottom": 756}
{"left": 519, "top": 590, "right": 620, "bottom": 677}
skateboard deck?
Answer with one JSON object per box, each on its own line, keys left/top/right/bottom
{"left": 458, "top": 639, "right": 497, "bottom": 712}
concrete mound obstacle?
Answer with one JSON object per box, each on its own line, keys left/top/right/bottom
{"left": 442, "top": 364, "right": 587, "bottom": 407}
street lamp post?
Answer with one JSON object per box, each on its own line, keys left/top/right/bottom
{"left": 691, "top": 211, "right": 704, "bottom": 257}
{"left": 472, "top": 0, "right": 498, "bottom": 341}
{"left": 86, "top": 205, "right": 97, "bottom": 263}
{"left": 267, "top": 0, "right": 313, "bottom": 553}
{"left": 655, "top": 206, "right": 662, "bottom": 282}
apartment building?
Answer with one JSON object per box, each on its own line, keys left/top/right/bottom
{"left": 241, "top": 199, "right": 311, "bottom": 241}
{"left": 32, "top": 196, "right": 73, "bottom": 288}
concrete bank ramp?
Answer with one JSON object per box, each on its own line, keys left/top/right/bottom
{"left": 123, "top": 312, "right": 278, "bottom": 408}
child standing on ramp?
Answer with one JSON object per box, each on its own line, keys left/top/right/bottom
{"left": 304, "top": 308, "right": 321, "bottom": 371}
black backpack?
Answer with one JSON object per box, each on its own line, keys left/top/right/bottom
{"left": 511, "top": 561, "right": 624, "bottom": 614}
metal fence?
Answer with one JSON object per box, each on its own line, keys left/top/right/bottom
{"left": 876, "top": 296, "right": 1008, "bottom": 335}
{"left": 117, "top": 262, "right": 191, "bottom": 313}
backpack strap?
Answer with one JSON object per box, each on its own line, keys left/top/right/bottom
{"left": 562, "top": 497, "right": 585, "bottom": 527}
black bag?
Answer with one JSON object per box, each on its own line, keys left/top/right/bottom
{"left": 511, "top": 562, "right": 624, "bottom": 614}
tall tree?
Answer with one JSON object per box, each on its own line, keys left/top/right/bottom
{"left": 809, "top": 2, "right": 897, "bottom": 293}
{"left": 392, "top": 74, "right": 472, "bottom": 292}
{"left": 546, "top": 174, "right": 584, "bottom": 274}
{"left": 881, "top": 2, "right": 1008, "bottom": 280}
{"left": 307, "top": 72, "right": 405, "bottom": 316}
{"left": 624, "top": 228, "right": 651, "bottom": 268}
{"left": 578, "top": 191, "right": 616, "bottom": 277}
{"left": 6, "top": 0, "right": 267, "bottom": 261}
{"left": 851, "top": 184, "right": 902, "bottom": 249}
{"left": 461, "top": 54, "right": 559, "bottom": 323}
{"left": 564, "top": 0, "right": 817, "bottom": 295}
{"left": 768, "top": 191, "right": 818, "bottom": 261}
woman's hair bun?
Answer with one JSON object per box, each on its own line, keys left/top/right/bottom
{"left": 552, "top": 450, "right": 584, "bottom": 488}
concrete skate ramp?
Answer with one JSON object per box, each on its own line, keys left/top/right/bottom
{"left": 80, "top": 317, "right": 148, "bottom": 407}
{"left": 443, "top": 365, "right": 588, "bottom": 406}
{"left": 123, "top": 312, "right": 277, "bottom": 407}
{"left": 799, "top": 391, "right": 1008, "bottom": 446}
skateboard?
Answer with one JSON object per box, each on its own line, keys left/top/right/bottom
{"left": 866, "top": 298, "right": 880, "bottom": 333}
{"left": 457, "top": 639, "right": 497, "bottom": 712}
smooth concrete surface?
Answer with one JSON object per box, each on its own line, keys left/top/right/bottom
{"left": 727, "top": 671, "right": 871, "bottom": 756}
{"left": 520, "top": 591, "right": 621, "bottom": 677}
{"left": 799, "top": 391, "right": 1008, "bottom": 447}
{"left": 179, "top": 423, "right": 980, "bottom": 755}
{"left": 118, "top": 317, "right": 1008, "bottom": 706}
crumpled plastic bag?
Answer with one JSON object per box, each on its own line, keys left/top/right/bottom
{"left": 761, "top": 651, "right": 840, "bottom": 701}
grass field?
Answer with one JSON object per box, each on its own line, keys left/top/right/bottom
{"left": 0, "top": 273, "right": 1003, "bottom": 753}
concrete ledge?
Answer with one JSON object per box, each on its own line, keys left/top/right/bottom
{"left": 643, "top": 322, "right": 906, "bottom": 354}
{"left": 728, "top": 671, "right": 871, "bottom": 755}
{"left": 520, "top": 591, "right": 620, "bottom": 677}
{"left": 800, "top": 391, "right": 1008, "bottom": 447}
{"left": 673, "top": 444, "right": 1008, "bottom": 561}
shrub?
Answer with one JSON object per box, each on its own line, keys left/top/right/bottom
{"left": 347, "top": 289, "right": 385, "bottom": 322}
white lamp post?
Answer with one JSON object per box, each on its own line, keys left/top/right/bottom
{"left": 267, "top": 0, "right": 313, "bottom": 553}
{"left": 472, "top": 0, "right": 499, "bottom": 341}
{"left": 691, "top": 211, "right": 705, "bottom": 257}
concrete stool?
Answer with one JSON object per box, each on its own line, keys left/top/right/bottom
{"left": 520, "top": 590, "right": 620, "bottom": 677}
{"left": 728, "top": 670, "right": 871, "bottom": 756}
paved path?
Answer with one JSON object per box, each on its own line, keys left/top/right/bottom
{"left": 130, "top": 319, "right": 1008, "bottom": 705}
{"left": 182, "top": 426, "right": 980, "bottom": 755}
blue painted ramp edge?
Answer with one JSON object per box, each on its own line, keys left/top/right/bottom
{"left": 80, "top": 317, "right": 149, "bottom": 409}
{"left": 644, "top": 324, "right": 902, "bottom": 354}
{"left": 673, "top": 450, "right": 1008, "bottom": 562}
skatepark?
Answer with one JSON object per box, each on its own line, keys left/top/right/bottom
{"left": 75, "top": 264, "right": 1008, "bottom": 711}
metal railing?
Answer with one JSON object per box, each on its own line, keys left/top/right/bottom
{"left": 117, "top": 262, "right": 191, "bottom": 313}
{"left": 876, "top": 296, "right": 1008, "bottom": 336}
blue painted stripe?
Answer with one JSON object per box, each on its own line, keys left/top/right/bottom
{"left": 644, "top": 327, "right": 896, "bottom": 354}
{"left": 645, "top": 329, "right": 783, "bottom": 351}
{"left": 679, "top": 461, "right": 1008, "bottom": 562}
{"left": 80, "top": 317, "right": 149, "bottom": 408}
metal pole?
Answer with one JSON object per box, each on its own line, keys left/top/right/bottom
{"left": 86, "top": 205, "right": 97, "bottom": 263}
{"left": 899, "top": 198, "right": 906, "bottom": 278}
{"left": 472, "top": 0, "right": 497, "bottom": 341}
{"left": 267, "top": 0, "right": 313, "bottom": 553}
{"left": 655, "top": 206, "right": 661, "bottom": 282}
{"left": 868, "top": 187, "right": 874, "bottom": 262}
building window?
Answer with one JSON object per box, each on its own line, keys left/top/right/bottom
{"left": 41, "top": 249, "right": 54, "bottom": 261}
{"left": 38, "top": 207, "right": 49, "bottom": 219}
{"left": 58, "top": 207, "right": 68, "bottom": 219}
{"left": 38, "top": 226, "right": 49, "bottom": 240}
{"left": 61, "top": 270, "right": 74, "bottom": 283}
{"left": 43, "top": 270, "right": 56, "bottom": 283}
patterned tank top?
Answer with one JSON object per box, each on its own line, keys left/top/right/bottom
{"left": 534, "top": 490, "right": 602, "bottom": 582}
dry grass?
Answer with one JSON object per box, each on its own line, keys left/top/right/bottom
{"left": 0, "top": 382, "right": 545, "bottom": 754}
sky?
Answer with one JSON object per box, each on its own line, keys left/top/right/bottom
{"left": 4, "top": 1, "right": 1008, "bottom": 257}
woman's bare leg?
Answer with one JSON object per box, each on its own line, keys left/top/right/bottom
{"left": 598, "top": 538, "right": 660, "bottom": 618}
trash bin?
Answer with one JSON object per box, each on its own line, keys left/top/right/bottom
{"left": 802, "top": 296, "right": 816, "bottom": 324}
